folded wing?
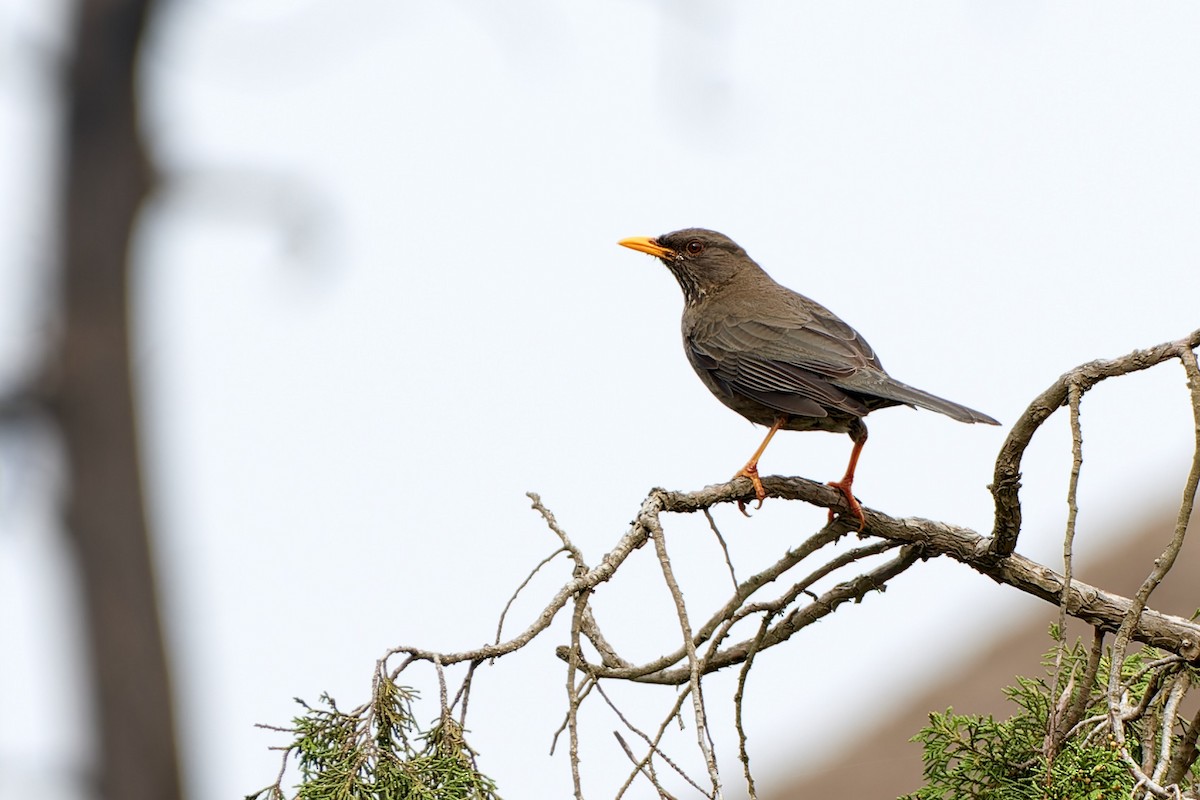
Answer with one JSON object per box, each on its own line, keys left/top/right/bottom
{"left": 687, "top": 302, "right": 997, "bottom": 425}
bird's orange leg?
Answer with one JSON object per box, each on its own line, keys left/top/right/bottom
{"left": 828, "top": 421, "right": 868, "bottom": 528}
{"left": 734, "top": 416, "right": 787, "bottom": 515}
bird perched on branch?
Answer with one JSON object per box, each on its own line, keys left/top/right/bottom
{"left": 619, "top": 228, "right": 999, "bottom": 525}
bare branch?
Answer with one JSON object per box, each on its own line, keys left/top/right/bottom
{"left": 990, "top": 328, "right": 1200, "bottom": 557}
{"left": 595, "top": 682, "right": 704, "bottom": 798}
{"left": 703, "top": 508, "right": 739, "bottom": 592}
{"left": 648, "top": 517, "right": 721, "bottom": 797}
{"left": 566, "top": 585, "right": 591, "bottom": 800}
{"left": 261, "top": 330, "right": 1200, "bottom": 799}
{"left": 583, "top": 544, "right": 922, "bottom": 685}
{"left": 1165, "top": 687, "right": 1200, "bottom": 786}
{"left": 451, "top": 659, "right": 481, "bottom": 725}
{"left": 570, "top": 526, "right": 844, "bottom": 683}
{"left": 1152, "top": 672, "right": 1190, "bottom": 786}
{"left": 528, "top": 491, "right": 588, "bottom": 573}
{"left": 734, "top": 615, "right": 773, "bottom": 800}
{"left": 735, "top": 539, "right": 903, "bottom": 621}
{"left": 494, "top": 546, "right": 568, "bottom": 646}
{"left": 1060, "top": 629, "right": 1105, "bottom": 744}
{"left": 1105, "top": 342, "right": 1200, "bottom": 797}
{"left": 668, "top": 479, "right": 1200, "bottom": 661}
{"left": 580, "top": 606, "right": 633, "bottom": 670}
{"left": 613, "top": 689, "right": 694, "bottom": 800}
{"left": 613, "top": 732, "right": 678, "bottom": 800}
{"left": 1046, "top": 380, "right": 1085, "bottom": 769}
{"left": 384, "top": 491, "right": 668, "bottom": 673}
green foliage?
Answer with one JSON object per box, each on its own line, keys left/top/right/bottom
{"left": 248, "top": 680, "right": 501, "bottom": 800}
{"left": 903, "top": 707, "right": 1133, "bottom": 800}
{"left": 901, "top": 638, "right": 1200, "bottom": 800}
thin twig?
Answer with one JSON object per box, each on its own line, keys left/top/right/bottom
{"left": 451, "top": 659, "right": 481, "bottom": 726}
{"left": 1046, "top": 380, "right": 1085, "bottom": 772}
{"left": 572, "top": 526, "right": 844, "bottom": 682}
{"left": 613, "top": 732, "right": 677, "bottom": 800}
{"left": 735, "top": 615, "right": 773, "bottom": 800}
{"left": 614, "top": 689, "right": 693, "bottom": 800}
{"left": 1152, "top": 672, "right": 1189, "bottom": 786}
{"left": 1059, "top": 629, "right": 1105, "bottom": 744}
{"left": 734, "top": 539, "right": 902, "bottom": 621}
{"left": 583, "top": 544, "right": 922, "bottom": 685}
{"left": 528, "top": 492, "right": 588, "bottom": 572}
{"left": 703, "top": 508, "right": 739, "bottom": 592}
{"left": 1165, "top": 684, "right": 1200, "bottom": 786}
{"left": 494, "top": 547, "right": 569, "bottom": 646}
{"left": 649, "top": 517, "right": 721, "bottom": 798}
{"left": 1143, "top": 676, "right": 1164, "bottom": 780}
{"left": 1060, "top": 378, "right": 1084, "bottom": 629}
{"left": 433, "top": 656, "right": 449, "bottom": 727}
{"left": 593, "top": 682, "right": 707, "bottom": 797}
{"left": 566, "top": 585, "right": 592, "bottom": 800}
{"left": 383, "top": 491, "right": 670, "bottom": 674}
{"left": 1124, "top": 656, "right": 1188, "bottom": 693}
{"left": 549, "top": 677, "right": 596, "bottom": 756}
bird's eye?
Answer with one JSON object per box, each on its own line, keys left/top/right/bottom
{"left": 685, "top": 240, "right": 706, "bottom": 255}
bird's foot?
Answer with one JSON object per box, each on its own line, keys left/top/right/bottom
{"left": 826, "top": 479, "right": 866, "bottom": 530}
{"left": 733, "top": 465, "right": 768, "bottom": 516}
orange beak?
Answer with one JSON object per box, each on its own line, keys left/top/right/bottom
{"left": 618, "top": 236, "right": 675, "bottom": 259}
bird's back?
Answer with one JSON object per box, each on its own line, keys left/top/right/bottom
{"left": 682, "top": 263, "right": 995, "bottom": 427}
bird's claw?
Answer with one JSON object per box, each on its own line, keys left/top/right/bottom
{"left": 734, "top": 466, "right": 768, "bottom": 516}
{"left": 737, "top": 497, "right": 763, "bottom": 517}
{"left": 826, "top": 479, "right": 866, "bottom": 530}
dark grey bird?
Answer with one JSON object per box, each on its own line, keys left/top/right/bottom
{"left": 619, "top": 228, "right": 999, "bottom": 524}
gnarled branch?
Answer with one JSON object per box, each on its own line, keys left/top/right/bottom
{"left": 990, "top": 327, "right": 1200, "bottom": 557}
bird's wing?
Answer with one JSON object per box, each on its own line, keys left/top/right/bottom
{"left": 690, "top": 304, "right": 998, "bottom": 425}
{"left": 685, "top": 284, "right": 999, "bottom": 425}
{"left": 687, "top": 308, "right": 876, "bottom": 418}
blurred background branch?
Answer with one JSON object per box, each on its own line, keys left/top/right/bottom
{"left": 51, "top": 1, "right": 179, "bottom": 799}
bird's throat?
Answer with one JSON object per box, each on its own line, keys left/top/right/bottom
{"left": 667, "top": 262, "right": 706, "bottom": 304}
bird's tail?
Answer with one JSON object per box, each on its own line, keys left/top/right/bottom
{"left": 840, "top": 373, "right": 1000, "bottom": 425}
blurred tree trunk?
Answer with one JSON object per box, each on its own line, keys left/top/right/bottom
{"left": 56, "top": 1, "right": 181, "bottom": 798}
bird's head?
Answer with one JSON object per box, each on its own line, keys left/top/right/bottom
{"left": 619, "top": 228, "right": 756, "bottom": 303}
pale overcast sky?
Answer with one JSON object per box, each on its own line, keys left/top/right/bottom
{"left": 3, "top": 2, "right": 1199, "bottom": 799}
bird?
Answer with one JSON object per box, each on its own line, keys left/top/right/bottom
{"left": 618, "top": 228, "right": 999, "bottom": 525}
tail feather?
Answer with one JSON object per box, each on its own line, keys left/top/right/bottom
{"left": 837, "top": 372, "right": 999, "bottom": 425}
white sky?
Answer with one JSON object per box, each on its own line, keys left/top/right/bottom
{"left": 3, "top": 2, "right": 1200, "bottom": 799}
